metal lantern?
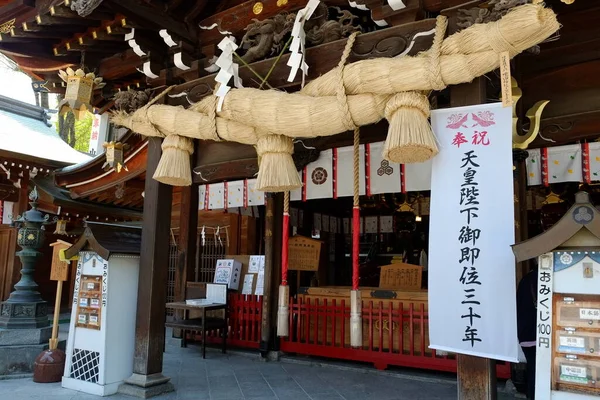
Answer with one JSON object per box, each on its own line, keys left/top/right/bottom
{"left": 57, "top": 68, "right": 104, "bottom": 120}
{"left": 0, "top": 187, "right": 53, "bottom": 328}
{"left": 53, "top": 219, "right": 68, "bottom": 235}
{"left": 102, "top": 141, "right": 128, "bottom": 172}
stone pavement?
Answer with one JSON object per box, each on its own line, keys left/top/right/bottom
{"left": 0, "top": 339, "right": 523, "bottom": 400}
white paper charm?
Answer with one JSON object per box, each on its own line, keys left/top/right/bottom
{"left": 287, "top": 0, "right": 320, "bottom": 84}
{"left": 213, "top": 36, "right": 243, "bottom": 111}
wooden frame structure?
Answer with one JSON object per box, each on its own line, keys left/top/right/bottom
{"left": 1, "top": 0, "right": 599, "bottom": 398}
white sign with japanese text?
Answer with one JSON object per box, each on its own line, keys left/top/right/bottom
{"left": 428, "top": 102, "right": 518, "bottom": 362}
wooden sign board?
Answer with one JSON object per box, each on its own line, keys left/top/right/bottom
{"left": 379, "top": 262, "right": 422, "bottom": 290}
{"left": 50, "top": 240, "right": 72, "bottom": 282}
{"left": 288, "top": 236, "right": 322, "bottom": 272}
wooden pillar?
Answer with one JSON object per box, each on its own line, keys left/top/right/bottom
{"left": 173, "top": 183, "right": 198, "bottom": 338}
{"left": 3, "top": 172, "right": 29, "bottom": 300}
{"left": 121, "top": 137, "right": 174, "bottom": 397}
{"left": 451, "top": 78, "right": 497, "bottom": 400}
{"left": 260, "top": 193, "right": 275, "bottom": 355}
{"left": 513, "top": 149, "right": 529, "bottom": 285}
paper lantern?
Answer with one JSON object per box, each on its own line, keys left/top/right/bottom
{"left": 57, "top": 68, "right": 105, "bottom": 120}
{"left": 102, "top": 142, "right": 128, "bottom": 173}
{"left": 53, "top": 219, "right": 68, "bottom": 236}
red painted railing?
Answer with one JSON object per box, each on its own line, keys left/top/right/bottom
{"left": 280, "top": 296, "right": 511, "bottom": 378}
{"left": 191, "top": 293, "right": 263, "bottom": 349}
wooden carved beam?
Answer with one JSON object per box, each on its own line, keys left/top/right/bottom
{"left": 197, "top": 0, "right": 307, "bottom": 47}
{"left": 106, "top": 0, "right": 194, "bottom": 44}
{"left": 48, "top": 4, "right": 113, "bottom": 21}
{"left": 351, "top": 0, "right": 419, "bottom": 27}
{"left": 167, "top": 18, "right": 437, "bottom": 105}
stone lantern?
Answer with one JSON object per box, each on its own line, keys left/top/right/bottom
{"left": 0, "top": 187, "right": 52, "bottom": 329}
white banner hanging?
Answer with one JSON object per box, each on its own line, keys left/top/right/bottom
{"left": 428, "top": 103, "right": 518, "bottom": 362}
{"left": 227, "top": 180, "right": 245, "bottom": 208}
{"left": 547, "top": 144, "right": 582, "bottom": 184}
{"left": 208, "top": 183, "right": 225, "bottom": 210}
{"left": 246, "top": 178, "right": 266, "bottom": 206}
{"left": 366, "top": 142, "right": 401, "bottom": 195}
{"left": 305, "top": 149, "right": 333, "bottom": 200}
{"left": 404, "top": 159, "right": 433, "bottom": 192}
{"left": 335, "top": 145, "right": 366, "bottom": 198}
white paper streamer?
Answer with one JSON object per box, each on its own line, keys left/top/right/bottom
{"left": 142, "top": 61, "right": 158, "bottom": 79}
{"left": 214, "top": 36, "right": 243, "bottom": 111}
{"left": 201, "top": 226, "right": 206, "bottom": 246}
{"left": 396, "top": 27, "right": 436, "bottom": 58}
{"left": 159, "top": 29, "right": 177, "bottom": 47}
{"left": 347, "top": 0, "right": 368, "bottom": 11}
{"left": 287, "top": 0, "right": 320, "bottom": 84}
{"left": 387, "top": 0, "right": 406, "bottom": 11}
{"left": 174, "top": 52, "right": 191, "bottom": 70}
{"left": 199, "top": 23, "right": 233, "bottom": 35}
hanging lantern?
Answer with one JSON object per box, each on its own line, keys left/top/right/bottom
{"left": 57, "top": 68, "right": 105, "bottom": 120}
{"left": 102, "top": 142, "right": 128, "bottom": 172}
{"left": 54, "top": 219, "right": 68, "bottom": 236}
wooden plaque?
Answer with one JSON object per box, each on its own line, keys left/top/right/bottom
{"left": 288, "top": 236, "right": 322, "bottom": 272}
{"left": 379, "top": 263, "right": 422, "bottom": 290}
{"left": 50, "top": 240, "right": 72, "bottom": 282}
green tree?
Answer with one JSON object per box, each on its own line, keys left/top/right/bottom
{"left": 56, "top": 111, "right": 93, "bottom": 153}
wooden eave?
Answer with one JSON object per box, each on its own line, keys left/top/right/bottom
{"left": 64, "top": 221, "right": 141, "bottom": 260}
{"left": 54, "top": 134, "right": 147, "bottom": 198}
{"left": 513, "top": 192, "right": 600, "bottom": 262}
{"left": 34, "top": 175, "right": 143, "bottom": 220}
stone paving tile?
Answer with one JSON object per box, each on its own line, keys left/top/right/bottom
{"left": 0, "top": 337, "right": 528, "bottom": 400}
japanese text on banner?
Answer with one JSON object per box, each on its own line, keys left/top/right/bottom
{"left": 428, "top": 103, "right": 518, "bottom": 362}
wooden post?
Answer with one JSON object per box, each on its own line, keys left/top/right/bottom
{"left": 3, "top": 172, "right": 29, "bottom": 300}
{"left": 121, "top": 137, "right": 174, "bottom": 397}
{"left": 451, "top": 78, "right": 497, "bottom": 400}
{"left": 513, "top": 149, "right": 529, "bottom": 285}
{"left": 173, "top": 183, "right": 199, "bottom": 338}
{"left": 260, "top": 193, "right": 275, "bottom": 354}
{"left": 48, "top": 240, "right": 72, "bottom": 349}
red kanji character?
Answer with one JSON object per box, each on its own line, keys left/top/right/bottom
{"left": 93, "top": 118, "right": 100, "bottom": 128}
{"left": 452, "top": 132, "right": 468, "bottom": 148}
{"left": 472, "top": 131, "right": 490, "bottom": 146}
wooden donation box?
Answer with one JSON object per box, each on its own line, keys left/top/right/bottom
{"left": 61, "top": 222, "right": 142, "bottom": 396}
{"left": 513, "top": 192, "right": 600, "bottom": 400}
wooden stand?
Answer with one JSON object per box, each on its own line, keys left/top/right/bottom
{"left": 33, "top": 240, "right": 72, "bottom": 383}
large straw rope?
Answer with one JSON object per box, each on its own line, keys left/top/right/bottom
{"left": 112, "top": 4, "right": 559, "bottom": 189}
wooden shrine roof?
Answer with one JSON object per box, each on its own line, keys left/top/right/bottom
{"left": 64, "top": 220, "right": 141, "bottom": 259}
{"left": 0, "top": 95, "right": 90, "bottom": 165}
{"left": 34, "top": 175, "right": 142, "bottom": 219}
{"left": 513, "top": 192, "right": 600, "bottom": 262}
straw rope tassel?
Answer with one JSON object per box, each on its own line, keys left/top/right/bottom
{"left": 277, "top": 191, "right": 291, "bottom": 337}
{"left": 111, "top": 5, "right": 559, "bottom": 190}
{"left": 382, "top": 16, "right": 447, "bottom": 164}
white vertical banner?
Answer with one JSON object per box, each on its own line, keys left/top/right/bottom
{"left": 335, "top": 145, "right": 366, "bottom": 198}
{"left": 366, "top": 142, "right": 401, "bottom": 195}
{"left": 526, "top": 149, "right": 542, "bottom": 186}
{"left": 305, "top": 149, "right": 333, "bottom": 200}
{"left": 404, "top": 159, "right": 433, "bottom": 192}
{"left": 429, "top": 103, "right": 518, "bottom": 362}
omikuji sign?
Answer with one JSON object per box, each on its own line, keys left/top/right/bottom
{"left": 428, "top": 103, "right": 519, "bottom": 362}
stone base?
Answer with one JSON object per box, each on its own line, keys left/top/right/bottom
{"left": 118, "top": 373, "right": 175, "bottom": 399}
{"left": 0, "top": 340, "right": 66, "bottom": 377}
{"left": 0, "top": 301, "right": 49, "bottom": 329}
{"left": 0, "top": 326, "right": 51, "bottom": 345}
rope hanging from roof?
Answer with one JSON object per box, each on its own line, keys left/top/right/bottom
{"left": 111, "top": 4, "right": 559, "bottom": 191}
{"left": 69, "top": 0, "right": 104, "bottom": 17}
